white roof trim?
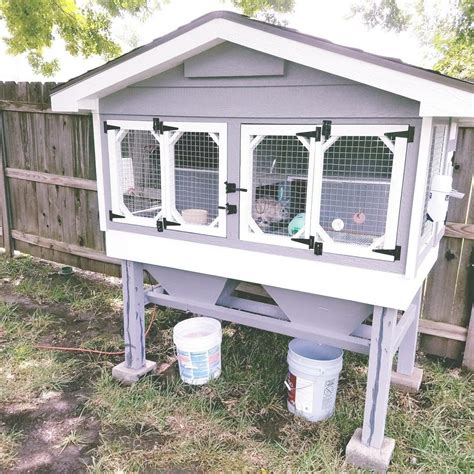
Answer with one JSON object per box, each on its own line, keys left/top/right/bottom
{"left": 51, "top": 17, "right": 474, "bottom": 117}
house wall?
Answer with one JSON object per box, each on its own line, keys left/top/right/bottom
{"left": 98, "top": 43, "right": 422, "bottom": 275}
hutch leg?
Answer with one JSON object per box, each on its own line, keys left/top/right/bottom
{"left": 391, "top": 290, "right": 423, "bottom": 393}
{"left": 346, "top": 306, "right": 397, "bottom": 472}
{"left": 112, "top": 260, "right": 156, "bottom": 384}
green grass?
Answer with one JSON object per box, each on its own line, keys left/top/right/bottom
{"left": 0, "top": 255, "right": 473, "bottom": 472}
{"left": 0, "top": 428, "right": 23, "bottom": 470}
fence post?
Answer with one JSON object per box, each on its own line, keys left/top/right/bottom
{"left": 0, "top": 110, "right": 13, "bottom": 256}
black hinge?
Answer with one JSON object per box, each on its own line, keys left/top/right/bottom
{"left": 156, "top": 218, "right": 181, "bottom": 232}
{"left": 103, "top": 121, "right": 120, "bottom": 133}
{"left": 322, "top": 120, "right": 332, "bottom": 140}
{"left": 291, "top": 235, "right": 315, "bottom": 249}
{"left": 372, "top": 245, "right": 401, "bottom": 261}
{"left": 153, "top": 117, "right": 179, "bottom": 135}
{"left": 225, "top": 181, "right": 247, "bottom": 194}
{"left": 109, "top": 210, "right": 125, "bottom": 221}
{"left": 218, "top": 204, "right": 237, "bottom": 215}
{"left": 290, "top": 236, "right": 323, "bottom": 255}
{"left": 296, "top": 127, "right": 321, "bottom": 141}
{"left": 385, "top": 126, "right": 415, "bottom": 143}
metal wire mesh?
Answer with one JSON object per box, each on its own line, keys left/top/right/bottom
{"left": 174, "top": 132, "right": 220, "bottom": 226}
{"left": 421, "top": 125, "right": 446, "bottom": 236}
{"left": 321, "top": 136, "right": 393, "bottom": 246}
{"left": 252, "top": 135, "right": 309, "bottom": 236}
{"left": 120, "top": 130, "right": 161, "bottom": 218}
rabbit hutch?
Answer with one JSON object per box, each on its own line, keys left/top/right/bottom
{"left": 51, "top": 11, "right": 474, "bottom": 470}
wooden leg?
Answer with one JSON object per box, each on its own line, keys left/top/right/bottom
{"left": 112, "top": 260, "right": 156, "bottom": 383}
{"left": 362, "top": 306, "right": 397, "bottom": 449}
{"left": 396, "top": 290, "right": 421, "bottom": 375}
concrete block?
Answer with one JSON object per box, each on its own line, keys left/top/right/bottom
{"left": 391, "top": 367, "right": 423, "bottom": 394}
{"left": 346, "top": 428, "right": 395, "bottom": 473}
{"left": 112, "top": 360, "right": 157, "bottom": 385}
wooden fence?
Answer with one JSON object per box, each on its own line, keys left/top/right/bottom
{"left": 0, "top": 81, "right": 472, "bottom": 367}
{"left": 0, "top": 82, "right": 119, "bottom": 276}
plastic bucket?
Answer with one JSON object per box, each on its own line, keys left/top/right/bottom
{"left": 173, "top": 317, "right": 222, "bottom": 385}
{"left": 286, "top": 339, "right": 343, "bottom": 422}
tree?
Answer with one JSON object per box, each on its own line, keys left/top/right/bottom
{"left": 0, "top": 0, "right": 294, "bottom": 76}
{"left": 350, "top": 0, "right": 473, "bottom": 79}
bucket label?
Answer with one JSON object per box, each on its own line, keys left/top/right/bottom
{"left": 287, "top": 372, "right": 297, "bottom": 406}
{"left": 177, "top": 344, "right": 221, "bottom": 384}
{"left": 288, "top": 374, "right": 314, "bottom": 414}
{"left": 322, "top": 378, "right": 337, "bottom": 411}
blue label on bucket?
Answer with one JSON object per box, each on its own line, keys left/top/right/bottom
{"left": 177, "top": 344, "right": 221, "bottom": 384}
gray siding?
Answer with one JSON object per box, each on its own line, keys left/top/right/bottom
{"left": 184, "top": 42, "right": 285, "bottom": 77}
{"left": 100, "top": 44, "right": 420, "bottom": 118}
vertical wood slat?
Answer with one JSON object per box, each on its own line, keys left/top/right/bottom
{"left": 0, "top": 111, "right": 13, "bottom": 256}
{"left": 421, "top": 128, "right": 474, "bottom": 360}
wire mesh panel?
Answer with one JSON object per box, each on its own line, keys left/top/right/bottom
{"left": 319, "top": 136, "right": 393, "bottom": 247}
{"left": 251, "top": 135, "right": 310, "bottom": 236}
{"left": 421, "top": 125, "right": 446, "bottom": 237}
{"left": 172, "top": 131, "right": 221, "bottom": 227}
{"left": 119, "top": 130, "right": 162, "bottom": 219}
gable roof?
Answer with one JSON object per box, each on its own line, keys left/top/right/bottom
{"left": 51, "top": 10, "right": 474, "bottom": 117}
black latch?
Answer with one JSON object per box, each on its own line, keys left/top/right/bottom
{"left": 153, "top": 118, "right": 179, "bottom": 135}
{"left": 109, "top": 210, "right": 125, "bottom": 221}
{"left": 296, "top": 127, "right": 321, "bottom": 141}
{"left": 225, "top": 182, "right": 247, "bottom": 194}
{"left": 314, "top": 241, "right": 323, "bottom": 255}
{"left": 291, "top": 235, "right": 315, "bottom": 249}
{"left": 104, "top": 121, "right": 120, "bottom": 133}
{"left": 385, "top": 126, "right": 415, "bottom": 143}
{"left": 322, "top": 120, "right": 332, "bottom": 140}
{"left": 372, "top": 245, "right": 401, "bottom": 260}
{"left": 218, "top": 204, "right": 237, "bottom": 215}
{"left": 156, "top": 218, "right": 181, "bottom": 232}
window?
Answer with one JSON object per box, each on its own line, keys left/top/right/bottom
{"left": 240, "top": 124, "right": 410, "bottom": 260}
{"left": 107, "top": 121, "right": 227, "bottom": 237}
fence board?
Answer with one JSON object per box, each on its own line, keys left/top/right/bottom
{"left": 421, "top": 127, "right": 474, "bottom": 360}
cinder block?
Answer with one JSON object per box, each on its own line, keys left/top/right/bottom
{"left": 112, "top": 360, "right": 157, "bottom": 385}
{"left": 346, "top": 427, "right": 395, "bottom": 473}
{"left": 391, "top": 367, "right": 423, "bottom": 394}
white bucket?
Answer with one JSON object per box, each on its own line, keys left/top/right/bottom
{"left": 173, "top": 317, "right": 222, "bottom": 385}
{"left": 286, "top": 339, "right": 343, "bottom": 422}
{"left": 182, "top": 209, "right": 208, "bottom": 225}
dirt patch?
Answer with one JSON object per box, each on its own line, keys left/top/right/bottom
{"left": 0, "top": 279, "right": 118, "bottom": 472}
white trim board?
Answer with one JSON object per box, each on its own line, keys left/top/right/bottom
{"left": 105, "top": 229, "right": 438, "bottom": 310}
{"left": 51, "top": 17, "right": 473, "bottom": 117}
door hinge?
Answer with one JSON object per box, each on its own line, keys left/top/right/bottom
{"left": 291, "top": 235, "right": 315, "bottom": 249}
{"left": 296, "top": 127, "right": 321, "bottom": 140}
{"left": 322, "top": 120, "right": 332, "bottom": 140}
{"left": 225, "top": 181, "right": 247, "bottom": 194}
{"left": 291, "top": 236, "right": 323, "bottom": 255}
{"left": 372, "top": 245, "right": 401, "bottom": 260}
{"left": 156, "top": 218, "right": 181, "bottom": 232}
{"left": 109, "top": 210, "right": 125, "bottom": 221}
{"left": 103, "top": 121, "right": 120, "bottom": 133}
{"left": 385, "top": 126, "right": 415, "bottom": 143}
{"left": 153, "top": 117, "right": 179, "bottom": 134}
{"left": 218, "top": 204, "right": 237, "bottom": 215}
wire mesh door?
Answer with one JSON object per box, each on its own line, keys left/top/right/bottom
{"left": 107, "top": 120, "right": 163, "bottom": 227}
{"left": 310, "top": 124, "right": 409, "bottom": 260}
{"left": 162, "top": 122, "right": 227, "bottom": 237}
{"left": 240, "top": 125, "right": 317, "bottom": 247}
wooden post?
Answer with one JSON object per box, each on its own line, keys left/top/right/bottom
{"left": 112, "top": 260, "right": 156, "bottom": 383}
{"left": 0, "top": 111, "right": 13, "bottom": 256}
{"left": 396, "top": 290, "right": 421, "bottom": 375}
{"left": 362, "top": 306, "right": 397, "bottom": 449}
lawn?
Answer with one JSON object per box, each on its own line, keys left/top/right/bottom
{"left": 0, "top": 254, "right": 472, "bottom": 472}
